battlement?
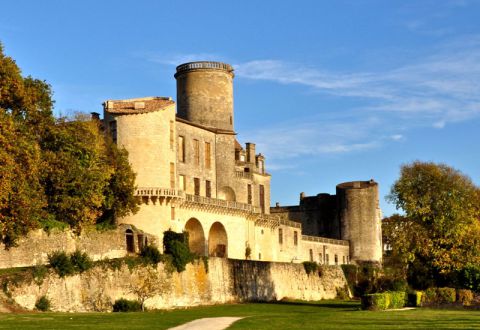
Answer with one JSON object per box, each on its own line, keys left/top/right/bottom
{"left": 175, "top": 61, "right": 234, "bottom": 78}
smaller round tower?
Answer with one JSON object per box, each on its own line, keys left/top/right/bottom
{"left": 336, "top": 180, "right": 382, "bottom": 264}
{"left": 175, "top": 61, "right": 235, "bottom": 131}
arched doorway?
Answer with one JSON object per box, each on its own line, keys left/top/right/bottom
{"left": 184, "top": 218, "right": 206, "bottom": 255}
{"left": 218, "top": 186, "right": 236, "bottom": 201}
{"left": 208, "top": 222, "right": 228, "bottom": 257}
{"left": 125, "top": 229, "right": 134, "bottom": 253}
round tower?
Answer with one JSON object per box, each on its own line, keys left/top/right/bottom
{"left": 175, "top": 61, "right": 235, "bottom": 131}
{"left": 336, "top": 180, "right": 382, "bottom": 264}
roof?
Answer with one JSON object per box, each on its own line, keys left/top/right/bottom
{"left": 104, "top": 97, "right": 174, "bottom": 114}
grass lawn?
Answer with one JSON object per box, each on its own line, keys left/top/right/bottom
{"left": 0, "top": 300, "right": 478, "bottom": 329}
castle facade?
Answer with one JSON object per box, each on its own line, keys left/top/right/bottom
{"left": 103, "top": 61, "right": 382, "bottom": 265}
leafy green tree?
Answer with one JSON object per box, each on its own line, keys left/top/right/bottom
{"left": 386, "top": 161, "right": 480, "bottom": 287}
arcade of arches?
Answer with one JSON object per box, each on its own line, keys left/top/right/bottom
{"left": 183, "top": 219, "right": 228, "bottom": 258}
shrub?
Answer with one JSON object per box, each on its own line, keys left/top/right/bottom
{"left": 112, "top": 298, "right": 142, "bottom": 312}
{"left": 389, "top": 291, "right": 407, "bottom": 309}
{"left": 70, "top": 250, "right": 92, "bottom": 273}
{"left": 302, "top": 261, "right": 318, "bottom": 275}
{"left": 458, "top": 264, "right": 480, "bottom": 293}
{"left": 407, "top": 290, "right": 423, "bottom": 307}
{"left": 48, "top": 251, "right": 74, "bottom": 277}
{"left": 163, "top": 230, "right": 193, "bottom": 272}
{"left": 140, "top": 245, "right": 162, "bottom": 265}
{"left": 457, "top": 289, "right": 474, "bottom": 306}
{"left": 437, "top": 287, "right": 456, "bottom": 304}
{"left": 35, "top": 296, "right": 51, "bottom": 311}
{"left": 361, "top": 292, "right": 390, "bottom": 310}
{"left": 32, "top": 265, "right": 48, "bottom": 285}
{"left": 336, "top": 285, "right": 350, "bottom": 300}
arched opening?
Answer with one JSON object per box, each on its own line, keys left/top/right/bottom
{"left": 125, "top": 229, "right": 134, "bottom": 253}
{"left": 184, "top": 218, "right": 206, "bottom": 255}
{"left": 218, "top": 186, "right": 236, "bottom": 201}
{"left": 208, "top": 222, "right": 228, "bottom": 258}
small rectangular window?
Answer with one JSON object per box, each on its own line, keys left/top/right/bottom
{"left": 309, "top": 249, "right": 313, "bottom": 262}
{"left": 293, "top": 231, "right": 298, "bottom": 246}
{"left": 278, "top": 228, "right": 283, "bottom": 244}
{"left": 247, "top": 184, "right": 252, "bottom": 205}
{"left": 326, "top": 254, "right": 329, "bottom": 265}
{"left": 179, "top": 175, "right": 186, "bottom": 191}
{"left": 205, "top": 142, "right": 211, "bottom": 169}
{"left": 259, "top": 184, "right": 265, "bottom": 213}
{"left": 194, "top": 139, "right": 200, "bottom": 166}
{"left": 319, "top": 253, "right": 323, "bottom": 264}
{"left": 206, "top": 180, "right": 211, "bottom": 198}
{"left": 343, "top": 256, "right": 346, "bottom": 264}
{"left": 194, "top": 178, "right": 200, "bottom": 196}
{"left": 335, "top": 254, "right": 338, "bottom": 265}
{"left": 170, "top": 162, "right": 175, "bottom": 189}
{"left": 171, "top": 206, "right": 175, "bottom": 221}
{"left": 178, "top": 136, "right": 185, "bottom": 162}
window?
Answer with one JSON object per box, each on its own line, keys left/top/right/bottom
{"left": 205, "top": 142, "right": 211, "bottom": 169}
{"left": 109, "top": 121, "right": 117, "bottom": 143}
{"left": 206, "top": 180, "right": 211, "bottom": 198}
{"left": 194, "top": 178, "right": 200, "bottom": 196}
{"left": 178, "top": 136, "right": 185, "bottom": 162}
{"left": 171, "top": 206, "right": 175, "bottom": 221}
{"left": 326, "top": 254, "right": 329, "bottom": 265}
{"left": 309, "top": 249, "right": 313, "bottom": 262}
{"left": 170, "top": 162, "right": 175, "bottom": 189}
{"left": 259, "top": 184, "right": 265, "bottom": 213}
{"left": 247, "top": 184, "right": 252, "bottom": 205}
{"left": 179, "top": 175, "right": 186, "bottom": 191}
{"left": 278, "top": 228, "right": 283, "bottom": 244}
{"left": 125, "top": 229, "right": 134, "bottom": 253}
{"left": 137, "top": 234, "right": 144, "bottom": 251}
{"left": 258, "top": 253, "right": 261, "bottom": 260}
{"left": 293, "top": 231, "right": 298, "bottom": 246}
{"left": 319, "top": 253, "right": 323, "bottom": 264}
{"left": 335, "top": 254, "right": 338, "bottom": 265}
{"left": 194, "top": 139, "right": 200, "bottom": 166}
{"left": 346, "top": 256, "right": 349, "bottom": 264}
{"left": 169, "top": 121, "right": 174, "bottom": 150}
{"left": 343, "top": 256, "right": 346, "bottom": 264}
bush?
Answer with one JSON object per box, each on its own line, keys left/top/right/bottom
{"left": 70, "top": 250, "right": 92, "bottom": 273}
{"left": 32, "top": 265, "right": 48, "bottom": 285}
{"left": 437, "top": 287, "right": 456, "bottom": 304}
{"left": 458, "top": 264, "right": 480, "bottom": 293}
{"left": 35, "top": 296, "right": 51, "bottom": 311}
{"left": 140, "top": 245, "right": 162, "bottom": 265}
{"left": 302, "top": 261, "right": 318, "bottom": 275}
{"left": 163, "top": 230, "right": 193, "bottom": 272}
{"left": 336, "top": 286, "right": 350, "bottom": 300}
{"left": 407, "top": 290, "right": 423, "bottom": 307}
{"left": 48, "top": 251, "right": 74, "bottom": 277}
{"left": 389, "top": 291, "right": 407, "bottom": 309}
{"left": 361, "top": 292, "right": 390, "bottom": 310}
{"left": 457, "top": 289, "right": 474, "bottom": 306}
{"left": 112, "top": 298, "right": 142, "bottom": 312}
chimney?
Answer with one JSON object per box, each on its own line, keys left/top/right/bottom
{"left": 246, "top": 143, "right": 256, "bottom": 163}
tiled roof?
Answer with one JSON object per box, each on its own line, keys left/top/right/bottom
{"left": 104, "top": 97, "right": 174, "bottom": 114}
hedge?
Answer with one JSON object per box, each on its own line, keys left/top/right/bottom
{"left": 361, "top": 291, "right": 407, "bottom": 310}
{"left": 422, "top": 287, "right": 456, "bottom": 305}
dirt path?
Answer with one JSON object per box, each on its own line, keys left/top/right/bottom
{"left": 168, "top": 317, "right": 244, "bottom": 330}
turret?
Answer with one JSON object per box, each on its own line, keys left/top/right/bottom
{"left": 175, "top": 61, "right": 234, "bottom": 132}
{"left": 336, "top": 180, "right": 382, "bottom": 264}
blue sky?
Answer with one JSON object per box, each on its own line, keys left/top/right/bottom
{"left": 2, "top": 0, "right": 479, "bottom": 216}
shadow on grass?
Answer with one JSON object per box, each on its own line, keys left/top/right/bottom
{"left": 262, "top": 300, "right": 361, "bottom": 311}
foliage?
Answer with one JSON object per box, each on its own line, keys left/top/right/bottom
{"left": 457, "top": 289, "right": 474, "bottom": 306}
{"left": 0, "top": 43, "right": 139, "bottom": 245}
{"left": 128, "top": 266, "right": 169, "bottom": 311}
{"left": 48, "top": 251, "right": 74, "bottom": 277}
{"left": 386, "top": 161, "right": 480, "bottom": 288}
{"left": 456, "top": 264, "right": 480, "bottom": 293}
{"left": 112, "top": 298, "right": 142, "bottom": 312}
{"left": 422, "top": 287, "right": 457, "bottom": 305}
{"left": 70, "top": 250, "right": 92, "bottom": 273}
{"left": 361, "top": 293, "right": 391, "bottom": 310}
{"left": 34, "top": 296, "right": 51, "bottom": 311}
{"left": 302, "top": 261, "right": 319, "bottom": 275}
{"left": 32, "top": 265, "right": 48, "bottom": 285}
{"left": 389, "top": 291, "right": 407, "bottom": 309}
{"left": 140, "top": 245, "right": 162, "bottom": 265}
{"left": 163, "top": 230, "right": 193, "bottom": 272}
{"left": 39, "top": 216, "right": 68, "bottom": 233}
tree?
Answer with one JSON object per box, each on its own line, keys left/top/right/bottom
{"left": 386, "top": 161, "right": 480, "bottom": 287}
{"left": 128, "top": 266, "right": 169, "bottom": 311}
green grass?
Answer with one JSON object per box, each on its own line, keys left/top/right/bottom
{"left": 0, "top": 300, "right": 478, "bottom": 329}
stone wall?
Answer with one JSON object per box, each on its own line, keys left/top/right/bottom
{"left": 0, "top": 225, "right": 149, "bottom": 269}
{"left": 7, "top": 258, "right": 348, "bottom": 312}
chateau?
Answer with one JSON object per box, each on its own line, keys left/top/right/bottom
{"left": 103, "top": 61, "right": 382, "bottom": 265}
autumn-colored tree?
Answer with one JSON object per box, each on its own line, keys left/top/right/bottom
{"left": 386, "top": 161, "right": 480, "bottom": 288}
{"left": 0, "top": 42, "right": 138, "bottom": 245}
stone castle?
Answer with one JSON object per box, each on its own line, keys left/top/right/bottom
{"left": 103, "top": 61, "right": 383, "bottom": 265}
